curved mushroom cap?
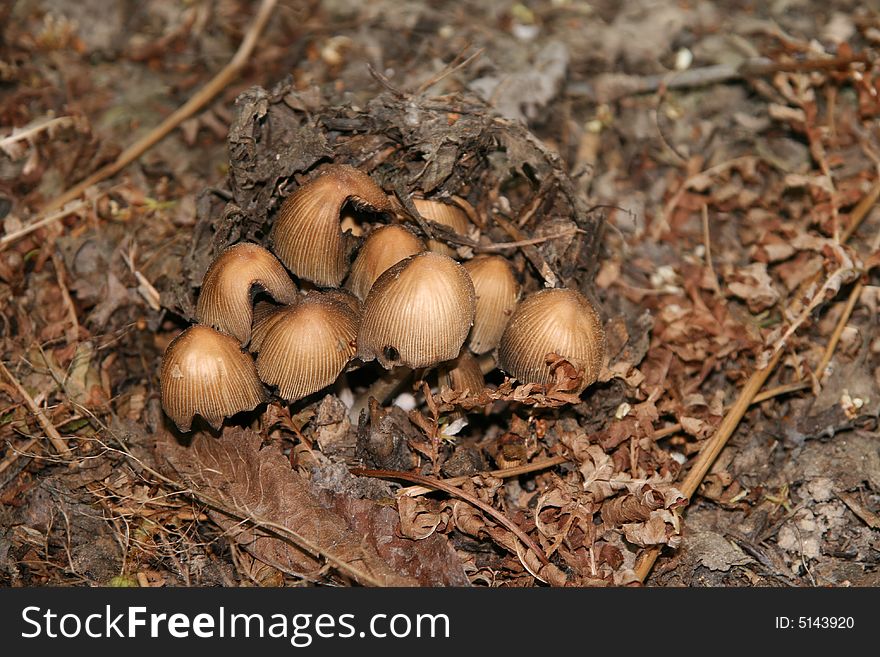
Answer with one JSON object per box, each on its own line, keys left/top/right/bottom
{"left": 255, "top": 294, "right": 360, "bottom": 402}
{"left": 196, "top": 243, "right": 298, "bottom": 346}
{"left": 358, "top": 252, "right": 476, "bottom": 369}
{"left": 497, "top": 288, "right": 605, "bottom": 393}
{"left": 413, "top": 197, "right": 471, "bottom": 257}
{"left": 344, "top": 224, "right": 425, "bottom": 301}
{"left": 439, "top": 350, "right": 485, "bottom": 396}
{"left": 463, "top": 256, "right": 520, "bottom": 354}
{"left": 160, "top": 325, "right": 265, "bottom": 432}
{"left": 249, "top": 301, "right": 290, "bottom": 353}
{"left": 322, "top": 288, "right": 363, "bottom": 318}
{"left": 270, "top": 165, "right": 391, "bottom": 287}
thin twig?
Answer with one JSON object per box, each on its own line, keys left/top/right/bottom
{"left": 701, "top": 204, "right": 722, "bottom": 296}
{"left": 0, "top": 116, "right": 76, "bottom": 151}
{"left": 815, "top": 281, "right": 863, "bottom": 381}
{"left": 569, "top": 53, "right": 871, "bottom": 103}
{"left": 50, "top": 251, "right": 80, "bottom": 344}
{"left": 0, "top": 199, "right": 89, "bottom": 249}
{"left": 752, "top": 381, "right": 809, "bottom": 403}
{"left": 842, "top": 177, "right": 880, "bottom": 243}
{"left": 416, "top": 48, "right": 484, "bottom": 94}
{"left": 493, "top": 212, "right": 560, "bottom": 287}
{"left": 352, "top": 467, "right": 551, "bottom": 567}
{"left": 836, "top": 491, "right": 880, "bottom": 529}
{"left": 397, "top": 455, "right": 569, "bottom": 497}
{"left": 0, "top": 0, "right": 278, "bottom": 252}
{"left": 0, "top": 436, "right": 40, "bottom": 475}
{"left": 815, "top": 227, "right": 880, "bottom": 380}
{"left": 0, "top": 361, "right": 71, "bottom": 457}
{"left": 474, "top": 228, "right": 584, "bottom": 252}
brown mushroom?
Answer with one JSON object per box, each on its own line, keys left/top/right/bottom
{"left": 497, "top": 288, "right": 605, "bottom": 393}
{"left": 413, "top": 197, "right": 471, "bottom": 257}
{"left": 255, "top": 293, "right": 360, "bottom": 402}
{"left": 270, "top": 164, "right": 391, "bottom": 287}
{"left": 196, "top": 243, "right": 298, "bottom": 346}
{"left": 344, "top": 224, "right": 425, "bottom": 300}
{"left": 160, "top": 325, "right": 265, "bottom": 432}
{"left": 462, "top": 255, "right": 520, "bottom": 354}
{"left": 357, "top": 252, "right": 475, "bottom": 369}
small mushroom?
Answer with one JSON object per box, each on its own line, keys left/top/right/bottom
{"left": 160, "top": 325, "right": 265, "bottom": 432}
{"left": 358, "top": 251, "right": 476, "bottom": 369}
{"left": 497, "top": 288, "right": 605, "bottom": 393}
{"left": 344, "top": 224, "right": 425, "bottom": 301}
{"left": 413, "top": 197, "right": 471, "bottom": 257}
{"left": 255, "top": 293, "right": 360, "bottom": 402}
{"left": 463, "top": 255, "right": 520, "bottom": 354}
{"left": 271, "top": 164, "right": 391, "bottom": 287}
{"left": 196, "top": 243, "right": 298, "bottom": 346}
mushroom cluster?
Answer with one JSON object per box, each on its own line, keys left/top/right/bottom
{"left": 160, "top": 164, "right": 607, "bottom": 432}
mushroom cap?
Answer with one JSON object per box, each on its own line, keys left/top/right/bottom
{"left": 255, "top": 293, "right": 360, "bottom": 402}
{"left": 463, "top": 255, "right": 520, "bottom": 354}
{"left": 249, "top": 301, "right": 290, "bottom": 353}
{"left": 439, "top": 350, "right": 485, "bottom": 396}
{"left": 344, "top": 224, "right": 425, "bottom": 301}
{"left": 270, "top": 164, "right": 391, "bottom": 287}
{"left": 160, "top": 325, "right": 265, "bottom": 432}
{"left": 413, "top": 197, "right": 471, "bottom": 257}
{"left": 497, "top": 288, "right": 605, "bottom": 393}
{"left": 196, "top": 243, "right": 298, "bottom": 346}
{"left": 357, "top": 251, "right": 476, "bottom": 369}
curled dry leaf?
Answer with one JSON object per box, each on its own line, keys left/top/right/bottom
{"left": 397, "top": 495, "right": 444, "bottom": 541}
{"left": 623, "top": 511, "right": 683, "bottom": 549}
{"left": 601, "top": 487, "right": 664, "bottom": 525}
{"left": 726, "top": 262, "right": 780, "bottom": 313}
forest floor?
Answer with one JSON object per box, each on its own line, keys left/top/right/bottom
{"left": 1, "top": 0, "right": 879, "bottom": 587}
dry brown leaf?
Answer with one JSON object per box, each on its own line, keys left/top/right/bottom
{"left": 156, "top": 427, "right": 416, "bottom": 586}
{"left": 397, "top": 495, "right": 444, "bottom": 540}
{"left": 726, "top": 262, "right": 780, "bottom": 312}
{"left": 329, "top": 494, "right": 469, "bottom": 586}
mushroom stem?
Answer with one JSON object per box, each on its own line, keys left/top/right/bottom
{"left": 348, "top": 367, "right": 413, "bottom": 424}
{"left": 477, "top": 352, "right": 497, "bottom": 375}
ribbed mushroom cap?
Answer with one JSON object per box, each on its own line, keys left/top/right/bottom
{"left": 413, "top": 197, "right": 471, "bottom": 257}
{"left": 160, "top": 325, "right": 265, "bottom": 432}
{"left": 322, "top": 288, "right": 363, "bottom": 318}
{"left": 255, "top": 294, "right": 359, "bottom": 402}
{"left": 463, "top": 256, "right": 520, "bottom": 354}
{"left": 270, "top": 165, "right": 391, "bottom": 287}
{"left": 344, "top": 224, "right": 425, "bottom": 301}
{"left": 196, "top": 243, "right": 297, "bottom": 346}
{"left": 357, "top": 252, "right": 476, "bottom": 369}
{"left": 439, "top": 350, "right": 485, "bottom": 396}
{"left": 497, "top": 288, "right": 605, "bottom": 393}
{"left": 250, "top": 301, "right": 290, "bottom": 353}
